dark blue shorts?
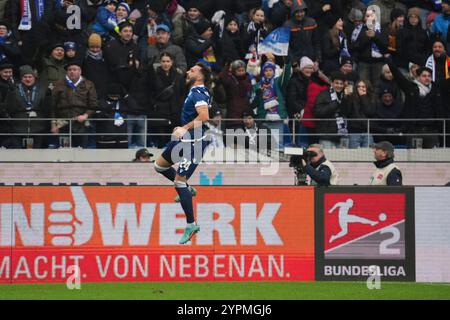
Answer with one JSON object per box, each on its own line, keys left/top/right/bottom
{"left": 161, "top": 136, "right": 211, "bottom": 178}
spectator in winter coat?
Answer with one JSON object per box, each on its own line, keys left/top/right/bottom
{"left": 386, "top": 8, "right": 405, "bottom": 66}
{"left": 96, "top": 83, "right": 135, "bottom": 148}
{"left": 344, "top": 79, "right": 377, "bottom": 148}
{"left": 172, "top": 1, "right": 208, "bottom": 46}
{"left": 91, "top": 0, "right": 118, "bottom": 38}
{"left": 314, "top": 70, "right": 352, "bottom": 148}
{"left": 425, "top": 39, "right": 450, "bottom": 83}
{"left": 104, "top": 21, "right": 139, "bottom": 91}
{"left": 388, "top": 60, "right": 446, "bottom": 148}
{"left": 242, "top": 8, "right": 269, "bottom": 58}
{"left": 147, "top": 52, "right": 185, "bottom": 148}
{"left": 184, "top": 20, "right": 218, "bottom": 70}
{"left": 372, "top": 84, "right": 405, "bottom": 145}
{"left": 216, "top": 15, "right": 245, "bottom": 67}
{"left": 51, "top": 62, "right": 98, "bottom": 148}
{"left": 145, "top": 24, "right": 187, "bottom": 72}
{"left": 287, "top": 56, "right": 329, "bottom": 147}
{"left": 217, "top": 59, "right": 253, "bottom": 129}
{"left": 431, "top": 0, "right": 450, "bottom": 51}
{"left": 5, "top": 65, "right": 52, "bottom": 148}
{"left": 397, "top": 7, "right": 431, "bottom": 69}
{"left": 283, "top": 0, "right": 321, "bottom": 64}
{"left": 82, "top": 33, "right": 113, "bottom": 99}
{"left": 321, "top": 16, "right": 351, "bottom": 76}
{"left": 352, "top": 5, "right": 389, "bottom": 88}
{"left": 38, "top": 43, "right": 66, "bottom": 90}
{"left": 0, "top": 21, "right": 21, "bottom": 68}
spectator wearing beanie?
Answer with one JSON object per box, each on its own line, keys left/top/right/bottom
{"left": 5, "top": 65, "right": 52, "bottom": 149}
{"left": 217, "top": 59, "right": 253, "bottom": 129}
{"left": 116, "top": 2, "right": 131, "bottom": 24}
{"left": 397, "top": 7, "right": 431, "bottom": 69}
{"left": 216, "top": 15, "right": 245, "bottom": 67}
{"left": 172, "top": 1, "right": 208, "bottom": 46}
{"left": 91, "top": 0, "right": 119, "bottom": 38}
{"left": 184, "top": 19, "right": 217, "bottom": 70}
{"left": 83, "top": 33, "right": 113, "bottom": 99}
{"left": 352, "top": 5, "right": 388, "bottom": 88}
{"left": 284, "top": 0, "right": 321, "bottom": 64}
{"left": 38, "top": 43, "right": 66, "bottom": 90}
{"left": 321, "top": 16, "right": 351, "bottom": 76}
{"left": 367, "top": 0, "right": 406, "bottom": 28}
{"left": 314, "top": 70, "right": 352, "bottom": 148}
{"left": 145, "top": 24, "right": 187, "bottom": 73}
{"left": 339, "top": 57, "right": 359, "bottom": 84}
{"left": 96, "top": 83, "right": 135, "bottom": 148}
{"left": 287, "top": 56, "right": 329, "bottom": 147}
{"left": 252, "top": 60, "right": 292, "bottom": 151}
{"left": 372, "top": 83, "right": 405, "bottom": 145}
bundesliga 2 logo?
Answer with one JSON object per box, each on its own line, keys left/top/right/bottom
{"left": 324, "top": 194, "right": 406, "bottom": 260}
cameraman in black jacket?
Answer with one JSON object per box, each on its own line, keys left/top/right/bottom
{"left": 301, "top": 144, "right": 339, "bottom": 186}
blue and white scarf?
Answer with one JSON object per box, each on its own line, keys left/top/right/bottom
{"left": 369, "top": 23, "right": 383, "bottom": 58}
{"left": 19, "top": 0, "right": 45, "bottom": 31}
{"left": 65, "top": 76, "right": 83, "bottom": 90}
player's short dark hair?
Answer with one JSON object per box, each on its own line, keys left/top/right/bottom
{"left": 195, "top": 62, "right": 212, "bottom": 85}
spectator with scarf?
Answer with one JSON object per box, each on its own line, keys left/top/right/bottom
{"left": 242, "top": 8, "right": 269, "bottom": 59}
{"left": 83, "top": 33, "right": 113, "bottom": 99}
{"left": 321, "top": 16, "right": 351, "bottom": 76}
{"left": 314, "top": 70, "right": 352, "bottom": 148}
{"left": 388, "top": 60, "right": 444, "bottom": 148}
{"left": 253, "top": 60, "right": 291, "bottom": 151}
{"left": 352, "top": 5, "right": 388, "bottom": 88}
{"left": 5, "top": 64, "right": 52, "bottom": 148}
{"left": 425, "top": 38, "right": 450, "bottom": 83}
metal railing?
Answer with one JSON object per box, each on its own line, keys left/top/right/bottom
{"left": 0, "top": 117, "right": 449, "bottom": 149}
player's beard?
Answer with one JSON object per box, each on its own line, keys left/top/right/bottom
{"left": 186, "top": 75, "right": 196, "bottom": 87}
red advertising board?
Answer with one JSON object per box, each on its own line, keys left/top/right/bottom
{"left": 0, "top": 186, "right": 315, "bottom": 283}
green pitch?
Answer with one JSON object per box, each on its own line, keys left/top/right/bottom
{"left": 0, "top": 282, "right": 449, "bottom": 300}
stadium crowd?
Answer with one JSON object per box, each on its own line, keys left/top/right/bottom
{"left": 0, "top": 0, "right": 449, "bottom": 149}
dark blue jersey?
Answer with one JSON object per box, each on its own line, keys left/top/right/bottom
{"left": 181, "top": 85, "right": 211, "bottom": 126}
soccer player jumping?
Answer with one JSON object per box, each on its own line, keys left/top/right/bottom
{"left": 154, "top": 62, "right": 212, "bottom": 244}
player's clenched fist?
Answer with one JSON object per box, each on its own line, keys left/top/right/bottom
{"left": 172, "top": 126, "right": 187, "bottom": 139}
